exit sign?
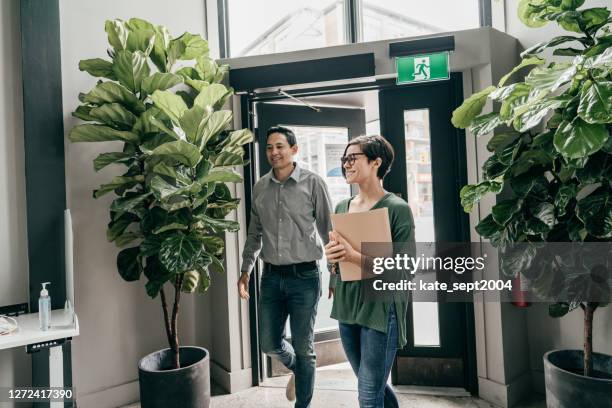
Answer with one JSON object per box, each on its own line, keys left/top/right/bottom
{"left": 396, "top": 52, "right": 450, "bottom": 84}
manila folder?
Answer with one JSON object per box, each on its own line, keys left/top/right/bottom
{"left": 330, "top": 207, "right": 392, "bottom": 281}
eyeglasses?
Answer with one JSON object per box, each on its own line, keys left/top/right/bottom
{"left": 340, "top": 153, "right": 366, "bottom": 166}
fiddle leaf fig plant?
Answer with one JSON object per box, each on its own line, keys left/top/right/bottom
{"left": 69, "top": 18, "right": 253, "bottom": 369}
{"left": 452, "top": 1, "right": 611, "bottom": 377}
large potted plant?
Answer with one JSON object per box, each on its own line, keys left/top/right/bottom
{"left": 451, "top": 1, "right": 611, "bottom": 407}
{"left": 69, "top": 18, "right": 252, "bottom": 408}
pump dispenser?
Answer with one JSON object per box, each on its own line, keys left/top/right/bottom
{"left": 39, "top": 282, "right": 51, "bottom": 331}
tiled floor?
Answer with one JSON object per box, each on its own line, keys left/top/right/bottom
{"left": 125, "top": 363, "right": 546, "bottom": 408}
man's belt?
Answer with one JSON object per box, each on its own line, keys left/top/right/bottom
{"left": 265, "top": 261, "right": 317, "bottom": 273}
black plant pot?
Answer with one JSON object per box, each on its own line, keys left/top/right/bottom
{"left": 139, "top": 346, "right": 210, "bottom": 408}
{"left": 544, "top": 349, "right": 612, "bottom": 408}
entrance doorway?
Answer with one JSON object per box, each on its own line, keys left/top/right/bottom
{"left": 243, "top": 75, "right": 476, "bottom": 392}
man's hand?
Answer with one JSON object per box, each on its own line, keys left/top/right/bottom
{"left": 238, "top": 272, "right": 250, "bottom": 300}
{"left": 328, "top": 287, "right": 335, "bottom": 299}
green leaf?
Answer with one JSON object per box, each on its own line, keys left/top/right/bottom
{"left": 224, "top": 129, "right": 254, "bottom": 147}
{"left": 577, "top": 188, "right": 612, "bottom": 238}
{"left": 214, "top": 151, "right": 245, "bottom": 167}
{"left": 475, "top": 214, "right": 503, "bottom": 238}
{"left": 561, "top": 0, "right": 585, "bottom": 11}
{"left": 554, "top": 184, "right": 577, "bottom": 217}
{"left": 159, "top": 233, "right": 202, "bottom": 274}
{"left": 521, "top": 36, "right": 583, "bottom": 57}
{"left": 117, "top": 247, "right": 141, "bottom": 281}
{"left": 115, "top": 232, "right": 142, "bottom": 247}
{"left": 69, "top": 124, "right": 139, "bottom": 143}
{"left": 165, "top": 39, "right": 186, "bottom": 71}
{"left": 126, "top": 28, "right": 155, "bottom": 55}
{"left": 179, "top": 105, "right": 210, "bottom": 144}
{"left": 175, "top": 32, "right": 209, "bottom": 59}
{"left": 556, "top": 11, "right": 583, "bottom": 33}
{"left": 200, "top": 110, "right": 233, "bottom": 148}
{"left": 200, "top": 169, "right": 243, "bottom": 183}
{"left": 531, "top": 202, "right": 556, "bottom": 229}
{"left": 195, "top": 214, "right": 240, "bottom": 232}
{"left": 492, "top": 199, "right": 523, "bottom": 226}
{"left": 152, "top": 162, "right": 191, "bottom": 184}
{"left": 72, "top": 105, "right": 97, "bottom": 122}
{"left": 89, "top": 103, "right": 138, "bottom": 130}
{"left": 498, "top": 83, "right": 532, "bottom": 120}
{"left": 451, "top": 86, "right": 496, "bottom": 129}
{"left": 153, "top": 222, "right": 188, "bottom": 235}
{"left": 487, "top": 132, "right": 519, "bottom": 153}
{"left": 469, "top": 113, "right": 502, "bottom": 137}
{"left": 552, "top": 47, "right": 583, "bottom": 56}
{"left": 514, "top": 95, "right": 570, "bottom": 132}
{"left": 553, "top": 119, "right": 607, "bottom": 159}
{"left": 141, "top": 73, "right": 183, "bottom": 95}
{"left": 518, "top": 0, "right": 549, "bottom": 28}
{"left": 107, "top": 212, "right": 139, "bottom": 242}
{"left": 150, "top": 25, "right": 171, "bottom": 73}
{"left": 148, "top": 116, "right": 180, "bottom": 140}
{"left": 584, "top": 47, "right": 612, "bottom": 69}
{"left": 150, "top": 176, "right": 201, "bottom": 200}
{"left": 194, "top": 84, "right": 231, "bottom": 109}
{"left": 150, "top": 90, "right": 188, "bottom": 124}
{"left": 582, "top": 7, "right": 610, "bottom": 29}
{"left": 81, "top": 81, "right": 145, "bottom": 114}
{"left": 94, "top": 175, "right": 144, "bottom": 198}
{"left": 549, "top": 302, "right": 571, "bottom": 318}
{"left": 181, "top": 270, "right": 201, "bottom": 293}
{"left": 512, "top": 150, "right": 554, "bottom": 176}
{"left": 110, "top": 192, "right": 152, "bottom": 217}
{"left": 577, "top": 81, "right": 612, "bottom": 124}
{"left": 526, "top": 63, "right": 577, "bottom": 92}
{"left": 459, "top": 179, "right": 503, "bottom": 213}
{"left": 498, "top": 57, "right": 545, "bottom": 87}
{"left": 151, "top": 140, "right": 202, "bottom": 167}
{"left": 113, "top": 50, "right": 150, "bottom": 94}
{"left": 140, "top": 134, "right": 177, "bottom": 154}
{"left": 78, "top": 58, "right": 117, "bottom": 80}
{"left": 94, "top": 152, "right": 131, "bottom": 172}
{"left": 105, "top": 20, "right": 128, "bottom": 50}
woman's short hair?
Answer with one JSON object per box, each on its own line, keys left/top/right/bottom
{"left": 266, "top": 126, "right": 297, "bottom": 147}
{"left": 342, "top": 135, "right": 395, "bottom": 179}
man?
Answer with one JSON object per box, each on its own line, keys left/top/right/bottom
{"left": 238, "top": 126, "right": 333, "bottom": 408}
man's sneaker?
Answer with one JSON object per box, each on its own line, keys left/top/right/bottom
{"left": 286, "top": 373, "right": 296, "bottom": 401}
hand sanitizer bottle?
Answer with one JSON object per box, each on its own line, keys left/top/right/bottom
{"left": 39, "top": 282, "right": 51, "bottom": 331}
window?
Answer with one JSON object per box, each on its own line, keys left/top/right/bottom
{"left": 359, "top": 0, "right": 481, "bottom": 42}
{"left": 226, "top": 0, "right": 347, "bottom": 57}
{"left": 218, "top": 0, "right": 487, "bottom": 58}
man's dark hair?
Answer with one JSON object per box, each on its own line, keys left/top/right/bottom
{"left": 342, "top": 135, "right": 394, "bottom": 179}
{"left": 266, "top": 126, "right": 297, "bottom": 147}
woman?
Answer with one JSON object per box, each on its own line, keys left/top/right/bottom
{"left": 325, "top": 135, "right": 415, "bottom": 408}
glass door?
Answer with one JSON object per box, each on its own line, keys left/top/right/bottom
{"left": 254, "top": 102, "right": 366, "bottom": 377}
{"left": 379, "top": 75, "right": 476, "bottom": 391}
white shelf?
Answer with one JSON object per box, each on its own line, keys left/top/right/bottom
{"left": 0, "top": 310, "right": 79, "bottom": 350}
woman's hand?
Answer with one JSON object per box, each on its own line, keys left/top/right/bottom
{"left": 325, "top": 231, "right": 360, "bottom": 265}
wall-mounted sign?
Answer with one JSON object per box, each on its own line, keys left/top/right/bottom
{"left": 396, "top": 52, "right": 450, "bottom": 84}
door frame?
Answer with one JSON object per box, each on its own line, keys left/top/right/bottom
{"left": 240, "top": 77, "right": 477, "bottom": 393}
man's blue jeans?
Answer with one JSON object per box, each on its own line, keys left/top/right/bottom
{"left": 259, "top": 265, "right": 321, "bottom": 408}
{"left": 339, "top": 305, "right": 399, "bottom": 408}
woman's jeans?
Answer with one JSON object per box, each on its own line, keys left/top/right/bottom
{"left": 259, "top": 265, "right": 321, "bottom": 408}
{"left": 339, "top": 304, "right": 399, "bottom": 408}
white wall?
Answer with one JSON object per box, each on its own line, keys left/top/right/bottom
{"left": 502, "top": 0, "right": 612, "bottom": 393}
{"left": 59, "top": 1, "right": 207, "bottom": 406}
{"left": 0, "top": 0, "right": 32, "bottom": 397}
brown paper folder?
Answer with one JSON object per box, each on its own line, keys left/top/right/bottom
{"left": 330, "top": 207, "right": 392, "bottom": 281}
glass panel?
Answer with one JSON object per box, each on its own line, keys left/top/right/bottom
{"left": 412, "top": 302, "right": 441, "bottom": 347}
{"left": 360, "top": 0, "right": 480, "bottom": 42}
{"left": 404, "top": 109, "right": 440, "bottom": 347}
{"left": 285, "top": 125, "right": 350, "bottom": 333}
{"left": 227, "top": 0, "right": 346, "bottom": 57}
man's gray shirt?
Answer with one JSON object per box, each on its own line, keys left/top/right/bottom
{"left": 240, "top": 164, "right": 333, "bottom": 274}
